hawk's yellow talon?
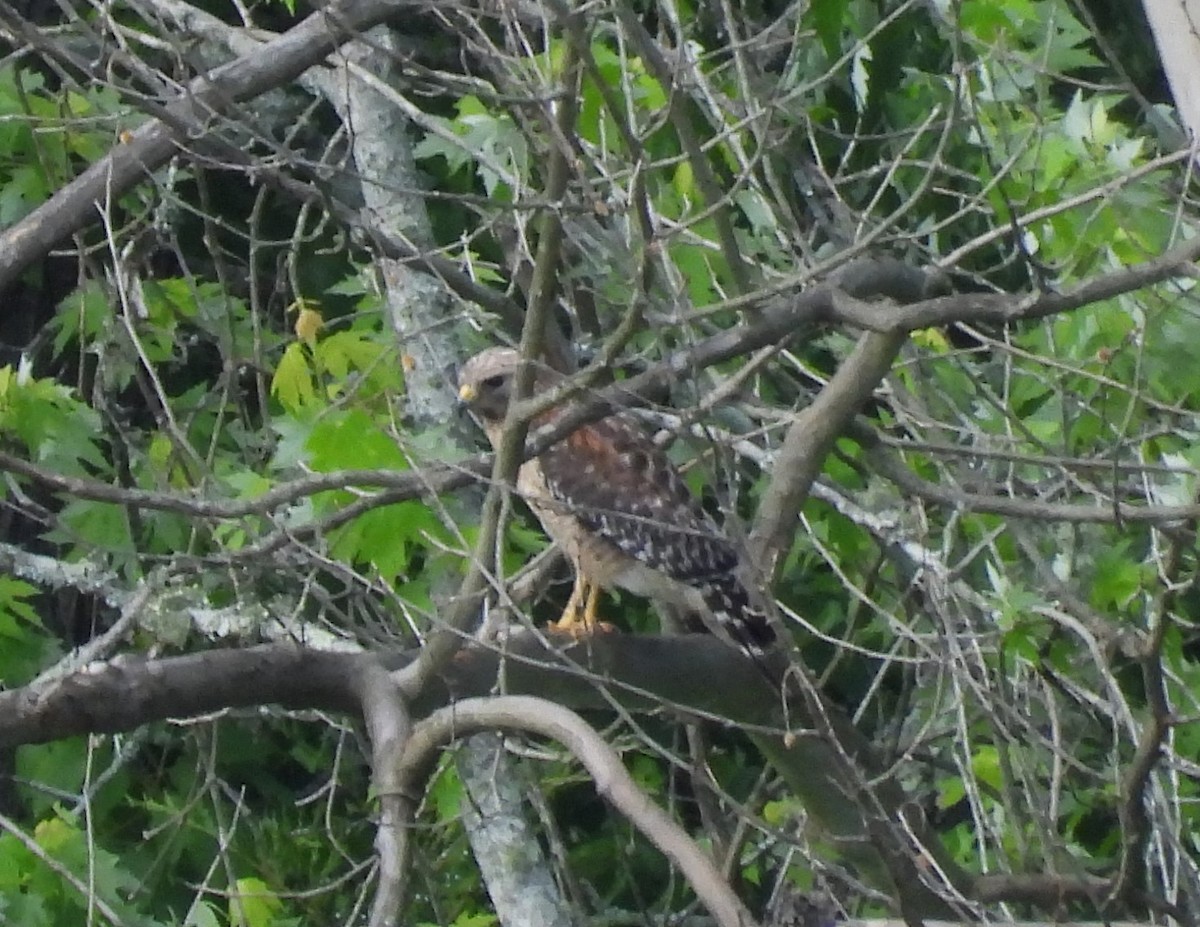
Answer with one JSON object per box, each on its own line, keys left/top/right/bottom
{"left": 552, "top": 574, "right": 601, "bottom": 635}
{"left": 548, "top": 574, "right": 616, "bottom": 636}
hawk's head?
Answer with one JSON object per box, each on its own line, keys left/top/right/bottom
{"left": 457, "top": 347, "right": 523, "bottom": 422}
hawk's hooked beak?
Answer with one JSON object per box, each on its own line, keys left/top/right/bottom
{"left": 457, "top": 383, "right": 478, "bottom": 405}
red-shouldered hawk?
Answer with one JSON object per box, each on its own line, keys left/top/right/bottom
{"left": 457, "top": 347, "right": 775, "bottom": 656}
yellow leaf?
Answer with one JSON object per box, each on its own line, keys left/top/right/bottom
{"left": 35, "top": 816, "right": 73, "bottom": 850}
{"left": 294, "top": 306, "right": 323, "bottom": 346}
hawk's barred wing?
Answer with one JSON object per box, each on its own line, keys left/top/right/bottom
{"left": 538, "top": 414, "right": 775, "bottom": 652}
{"left": 540, "top": 415, "right": 735, "bottom": 579}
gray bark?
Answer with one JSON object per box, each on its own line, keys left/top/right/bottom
{"left": 458, "top": 735, "right": 577, "bottom": 927}
{"left": 1141, "top": 0, "right": 1200, "bottom": 143}
{"left": 326, "top": 32, "right": 577, "bottom": 927}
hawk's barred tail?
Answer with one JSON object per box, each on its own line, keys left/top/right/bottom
{"left": 698, "top": 572, "right": 776, "bottom": 656}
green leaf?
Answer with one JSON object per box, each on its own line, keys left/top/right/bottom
{"left": 936, "top": 774, "right": 965, "bottom": 811}
{"left": 328, "top": 501, "right": 440, "bottom": 583}
{"left": 17, "top": 746, "right": 87, "bottom": 819}
{"left": 230, "top": 877, "right": 284, "bottom": 927}
{"left": 0, "top": 576, "right": 47, "bottom": 682}
{"left": 316, "top": 330, "right": 390, "bottom": 383}
{"left": 25, "top": 811, "right": 141, "bottom": 918}
{"left": 1090, "top": 542, "right": 1144, "bottom": 610}
{"left": 0, "top": 576, "right": 39, "bottom": 626}
{"left": 431, "top": 765, "right": 464, "bottom": 823}
{"left": 271, "top": 343, "right": 316, "bottom": 412}
{"left": 185, "top": 900, "right": 224, "bottom": 927}
{"left": 0, "top": 890, "right": 50, "bottom": 927}
{"left": 420, "top": 913, "right": 499, "bottom": 927}
{"left": 270, "top": 414, "right": 316, "bottom": 471}
{"left": 451, "top": 914, "right": 498, "bottom": 927}
{"left": 0, "top": 367, "right": 105, "bottom": 475}
{"left": 971, "top": 745, "right": 1003, "bottom": 794}
{"left": 672, "top": 161, "right": 695, "bottom": 202}
{"left": 762, "top": 799, "right": 804, "bottom": 827}
{"left": 45, "top": 500, "right": 134, "bottom": 556}
{"left": 810, "top": 0, "right": 848, "bottom": 59}
{"left": 413, "top": 95, "right": 526, "bottom": 197}
{"left": 306, "top": 409, "right": 408, "bottom": 472}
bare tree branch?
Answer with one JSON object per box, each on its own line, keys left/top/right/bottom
{"left": 750, "top": 331, "right": 907, "bottom": 573}
{"left": 357, "top": 662, "right": 412, "bottom": 927}
{"left": 394, "top": 695, "right": 760, "bottom": 927}
{"left": 0, "top": 645, "right": 369, "bottom": 748}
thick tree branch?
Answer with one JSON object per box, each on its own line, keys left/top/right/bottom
{"left": 864, "top": 434, "right": 1200, "bottom": 524}
{"left": 0, "top": 632, "right": 952, "bottom": 910}
{"left": 3, "top": 633, "right": 1169, "bottom": 920}
{"left": 394, "top": 41, "right": 580, "bottom": 700}
{"left": 0, "top": 645, "right": 370, "bottom": 748}
{"left": 1111, "top": 606, "right": 1173, "bottom": 905}
{"left": 456, "top": 735, "right": 576, "bottom": 927}
{"left": 336, "top": 20, "right": 582, "bottom": 924}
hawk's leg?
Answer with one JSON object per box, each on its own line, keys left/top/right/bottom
{"left": 551, "top": 573, "right": 611, "bottom": 635}
{"left": 581, "top": 581, "right": 602, "bottom": 629}
{"left": 551, "top": 572, "right": 588, "bottom": 632}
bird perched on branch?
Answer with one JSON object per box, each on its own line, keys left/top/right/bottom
{"left": 456, "top": 346, "right": 775, "bottom": 656}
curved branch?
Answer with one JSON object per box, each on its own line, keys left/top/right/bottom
{"left": 0, "top": 634, "right": 785, "bottom": 750}
{"left": 4, "top": 633, "right": 1136, "bottom": 920}
{"left": 848, "top": 232, "right": 1200, "bottom": 334}
{"left": 355, "top": 662, "right": 412, "bottom": 927}
{"left": 0, "top": 629, "right": 962, "bottom": 914}
{"left": 395, "top": 695, "right": 759, "bottom": 927}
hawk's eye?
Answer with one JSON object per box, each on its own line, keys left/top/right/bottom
{"left": 482, "top": 374, "right": 506, "bottom": 389}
